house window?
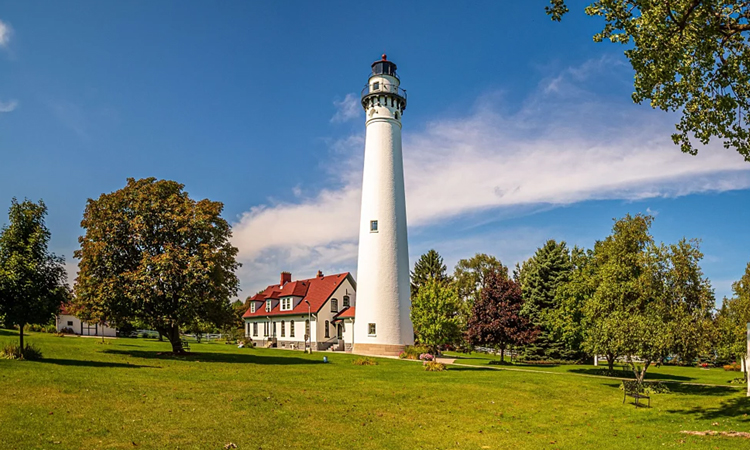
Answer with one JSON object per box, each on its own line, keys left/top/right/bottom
{"left": 272, "top": 322, "right": 277, "bottom": 337}
{"left": 370, "top": 220, "right": 378, "bottom": 232}
{"left": 253, "top": 322, "right": 258, "bottom": 337}
{"left": 331, "top": 298, "right": 338, "bottom": 313}
{"left": 281, "top": 321, "right": 285, "bottom": 337}
{"left": 265, "top": 300, "right": 271, "bottom": 312}
{"left": 281, "top": 298, "right": 293, "bottom": 311}
{"left": 67, "top": 321, "right": 73, "bottom": 326}
{"left": 250, "top": 303, "right": 256, "bottom": 313}
{"left": 305, "top": 320, "right": 310, "bottom": 339}
{"left": 325, "top": 320, "right": 330, "bottom": 338}
{"left": 368, "top": 323, "right": 376, "bottom": 336}
{"left": 263, "top": 322, "right": 268, "bottom": 337}
{"left": 343, "top": 295, "right": 350, "bottom": 307}
{"left": 290, "top": 321, "right": 295, "bottom": 338}
{"left": 245, "top": 323, "right": 249, "bottom": 336}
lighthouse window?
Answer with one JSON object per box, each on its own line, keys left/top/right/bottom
{"left": 370, "top": 220, "right": 378, "bottom": 232}
{"left": 368, "top": 323, "right": 376, "bottom": 336}
{"left": 372, "top": 82, "right": 380, "bottom": 91}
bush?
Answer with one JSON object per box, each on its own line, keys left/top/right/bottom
{"left": 60, "top": 327, "right": 75, "bottom": 334}
{"left": 423, "top": 361, "right": 446, "bottom": 372}
{"left": 723, "top": 362, "right": 742, "bottom": 371}
{"left": 399, "top": 345, "right": 430, "bottom": 360}
{"left": 353, "top": 357, "right": 377, "bottom": 366}
{"left": 729, "top": 376, "right": 747, "bottom": 384}
{"left": 619, "top": 380, "right": 670, "bottom": 395}
{"left": 419, "top": 353, "right": 434, "bottom": 362}
{"left": 0, "top": 343, "right": 43, "bottom": 360}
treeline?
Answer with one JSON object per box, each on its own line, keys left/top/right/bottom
{"left": 410, "top": 214, "right": 750, "bottom": 383}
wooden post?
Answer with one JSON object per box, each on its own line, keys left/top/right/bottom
{"left": 594, "top": 355, "right": 598, "bottom": 366}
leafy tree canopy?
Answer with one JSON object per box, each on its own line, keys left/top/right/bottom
{"left": 73, "top": 178, "right": 240, "bottom": 353}
{"left": 0, "top": 198, "right": 69, "bottom": 349}
{"left": 410, "top": 278, "right": 463, "bottom": 354}
{"left": 547, "top": 0, "right": 750, "bottom": 160}
{"left": 715, "top": 262, "right": 750, "bottom": 362}
{"left": 453, "top": 253, "right": 508, "bottom": 307}
{"left": 466, "top": 269, "right": 537, "bottom": 361}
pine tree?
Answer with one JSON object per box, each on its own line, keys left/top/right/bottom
{"left": 518, "top": 240, "right": 574, "bottom": 361}
{"left": 410, "top": 249, "right": 449, "bottom": 298}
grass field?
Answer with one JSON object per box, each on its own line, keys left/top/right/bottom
{"left": 1, "top": 329, "right": 749, "bottom": 450}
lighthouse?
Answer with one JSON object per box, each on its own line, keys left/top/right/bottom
{"left": 353, "top": 55, "right": 413, "bottom": 356}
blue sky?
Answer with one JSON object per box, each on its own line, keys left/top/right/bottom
{"left": 1, "top": 1, "right": 748, "bottom": 302}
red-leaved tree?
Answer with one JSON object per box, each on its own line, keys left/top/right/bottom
{"left": 466, "top": 269, "right": 537, "bottom": 362}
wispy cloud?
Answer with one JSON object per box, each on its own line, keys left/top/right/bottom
{"left": 231, "top": 58, "right": 750, "bottom": 294}
{"left": 331, "top": 93, "right": 361, "bottom": 123}
{"left": 50, "top": 101, "right": 89, "bottom": 139}
{"left": 0, "top": 19, "right": 12, "bottom": 48}
{"left": 0, "top": 99, "right": 18, "bottom": 113}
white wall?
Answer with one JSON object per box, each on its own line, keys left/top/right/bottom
{"left": 56, "top": 314, "right": 117, "bottom": 337}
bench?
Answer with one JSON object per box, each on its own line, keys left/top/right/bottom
{"left": 181, "top": 338, "right": 191, "bottom": 352}
{"left": 622, "top": 381, "right": 650, "bottom": 407}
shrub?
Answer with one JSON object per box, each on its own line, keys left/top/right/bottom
{"left": 729, "top": 377, "right": 747, "bottom": 385}
{"left": 0, "top": 343, "right": 43, "bottom": 360}
{"left": 419, "top": 353, "right": 434, "bottom": 362}
{"left": 353, "top": 357, "right": 377, "bottom": 366}
{"left": 60, "top": 327, "right": 75, "bottom": 334}
{"left": 423, "top": 361, "right": 446, "bottom": 372}
{"left": 399, "top": 345, "right": 430, "bottom": 360}
{"left": 723, "top": 362, "right": 742, "bottom": 371}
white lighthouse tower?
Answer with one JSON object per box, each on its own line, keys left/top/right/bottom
{"left": 353, "top": 55, "right": 413, "bottom": 356}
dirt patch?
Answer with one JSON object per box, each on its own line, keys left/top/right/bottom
{"left": 680, "top": 430, "right": 750, "bottom": 439}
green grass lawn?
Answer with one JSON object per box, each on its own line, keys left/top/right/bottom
{"left": 443, "top": 351, "right": 745, "bottom": 386}
{"left": 0, "top": 330, "right": 748, "bottom": 450}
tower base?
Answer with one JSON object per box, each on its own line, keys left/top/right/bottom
{"left": 353, "top": 343, "right": 406, "bottom": 357}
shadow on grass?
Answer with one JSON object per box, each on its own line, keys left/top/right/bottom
{"left": 668, "top": 396, "right": 750, "bottom": 421}
{"left": 36, "top": 358, "right": 154, "bottom": 369}
{"left": 667, "top": 383, "right": 741, "bottom": 396}
{"left": 102, "top": 349, "right": 324, "bottom": 365}
{"left": 569, "top": 368, "right": 693, "bottom": 381}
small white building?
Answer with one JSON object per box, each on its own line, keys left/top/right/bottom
{"left": 243, "top": 271, "right": 356, "bottom": 351}
{"left": 56, "top": 305, "right": 117, "bottom": 337}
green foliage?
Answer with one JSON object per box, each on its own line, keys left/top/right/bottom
{"left": 619, "top": 380, "right": 670, "bottom": 395}
{"left": 577, "top": 214, "right": 715, "bottom": 382}
{"left": 423, "top": 361, "right": 447, "bottom": 372}
{"left": 0, "top": 198, "right": 69, "bottom": 349}
{"left": 399, "top": 344, "right": 431, "bottom": 360}
{"left": 352, "top": 356, "right": 377, "bottom": 366}
{"left": 715, "top": 262, "right": 750, "bottom": 363}
{"left": 0, "top": 342, "right": 43, "bottom": 360}
{"left": 410, "top": 249, "right": 450, "bottom": 298}
{"left": 518, "top": 240, "right": 574, "bottom": 361}
{"left": 410, "top": 279, "right": 463, "bottom": 353}
{"left": 729, "top": 376, "right": 747, "bottom": 384}
{"left": 73, "top": 178, "right": 240, "bottom": 353}
{"left": 453, "top": 253, "right": 507, "bottom": 307}
{"left": 547, "top": 1, "right": 750, "bottom": 160}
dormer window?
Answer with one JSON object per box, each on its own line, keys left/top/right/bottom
{"left": 330, "top": 298, "right": 338, "bottom": 313}
{"left": 281, "top": 298, "right": 293, "bottom": 311}
{"left": 250, "top": 303, "right": 256, "bottom": 313}
{"left": 343, "top": 295, "right": 350, "bottom": 307}
{"left": 265, "top": 300, "right": 272, "bottom": 312}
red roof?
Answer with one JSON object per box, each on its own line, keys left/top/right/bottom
{"left": 242, "top": 272, "right": 352, "bottom": 318}
{"left": 333, "top": 306, "right": 355, "bottom": 320}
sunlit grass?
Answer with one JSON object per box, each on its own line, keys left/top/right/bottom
{"left": 1, "top": 329, "right": 748, "bottom": 450}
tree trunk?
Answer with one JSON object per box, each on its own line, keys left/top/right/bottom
{"left": 19, "top": 322, "right": 25, "bottom": 349}
{"left": 161, "top": 325, "right": 184, "bottom": 354}
{"left": 500, "top": 347, "right": 505, "bottom": 362}
{"left": 158, "top": 331, "right": 163, "bottom": 342}
{"left": 607, "top": 353, "right": 615, "bottom": 371}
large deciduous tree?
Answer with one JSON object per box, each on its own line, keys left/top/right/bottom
{"left": 547, "top": 1, "right": 750, "bottom": 161}
{"left": 466, "top": 269, "right": 537, "bottom": 362}
{"left": 453, "top": 253, "right": 508, "bottom": 307}
{"left": 0, "top": 199, "right": 69, "bottom": 349}
{"left": 715, "top": 262, "right": 750, "bottom": 371}
{"left": 73, "top": 178, "right": 240, "bottom": 353}
{"left": 410, "top": 278, "right": 463, "bottom": 354}
{"left": 518, "top": 240, "right": 574, "bottom": 361}
{"left": 410, "top": 249, "right": 450, "bottom": 298}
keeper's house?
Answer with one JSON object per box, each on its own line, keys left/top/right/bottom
{"left": 242, "top": 271, "right": 356, "bottom": 352}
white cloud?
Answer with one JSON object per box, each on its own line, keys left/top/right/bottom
{"left": 0, "top": 19, "right": 11, "bottom": 48}
{"left": 331, "top": 93, "right": 361, "bottom": 123}
{"left": 0, "top": 99, "right": 18, "bottom": 113}
{"left": 231, "top": 58, "right": 750, "bottom": 294}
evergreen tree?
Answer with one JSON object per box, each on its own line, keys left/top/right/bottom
{"left": 410, "top": 249, "right": 449, "bottom": 298}
{"left": 518, "top": 240, "right": 574, "bottom": 360}
{"left": 0, "top": 198, "right": 69, "bottom": 350}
